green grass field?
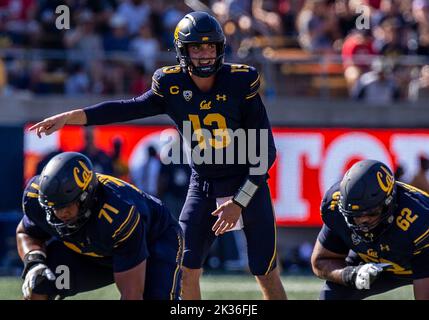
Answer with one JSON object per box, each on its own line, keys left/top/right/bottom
{"left": 0, "top": 274, "right": 414, "bottom": 300}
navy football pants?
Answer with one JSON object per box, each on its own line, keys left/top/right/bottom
{"left": 32, "top": 225, "right": 183, "bottom": 300}
{"left": 179, "top": 179, "right": 278, "bottom": 276}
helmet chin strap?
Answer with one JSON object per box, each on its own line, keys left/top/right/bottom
{"left": 189, "top": 64, "right": 216, "bottom": 78}
{"left": 351, "top": 214, "right": 394, "bottom": 243}
{"left": 187, "top": 55, "right": 224, "bottom": 78}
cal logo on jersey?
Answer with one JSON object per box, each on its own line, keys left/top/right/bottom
{"left": 200, "top": 100, "right": 212, "bottom": 110}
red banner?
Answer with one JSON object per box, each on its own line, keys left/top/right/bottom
{"left": 24, "top": 126, "right": 429, "bottom": 226}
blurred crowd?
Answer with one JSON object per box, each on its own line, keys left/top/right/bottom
{"left": 0, "top": 0, "right": 188, "bottom": 95}
{"left": 1, "top": 0, "right": 429, "bottom": 99}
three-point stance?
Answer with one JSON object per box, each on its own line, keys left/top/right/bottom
{"left": 17, "top": 152, "right": 183, "bottom": 300}
{"left": 312, "top": 159, "right": 429, "bottom": 300}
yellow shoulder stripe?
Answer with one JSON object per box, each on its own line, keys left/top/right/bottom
{"left": 152, "top": 76, "right": 160, "bottom": 85}
{"left": 26, "top": 192, "right": 39, "bottom": 198}
{"left": 245, "top": 92, "right": 258, "bottom": 100}
{"left": 152, "top": 90, "right": 164, "bottom": 98}
{"left": 414, "top": 243, "right": 429, "bottom": 255}
{"left": 414, "top": 227, "right": 429, "bottom": 244}
{"left": 250, "top": 74, "right": 260, "bottom": 88}
{"left": 114, "top": 214, "right": 140, "bottom": 246}
{"left": 112, "top": 206, "right": 135, "bottom": 238}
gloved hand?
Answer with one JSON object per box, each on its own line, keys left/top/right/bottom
{"left": 342, "top": 263, "right": 384, "bottom": 290}
{"left": 21, "top": 251, "right": 56, "bottom": 299}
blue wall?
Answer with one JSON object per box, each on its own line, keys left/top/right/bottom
{"left": 0, "top": 126, "right": 23, "bottom": 212}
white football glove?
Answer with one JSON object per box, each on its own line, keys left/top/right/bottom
{"left": 354, "top": 263, "right": 384, "bottom": 290}
{"left": 342, "top": 263, "right": 386, "bottom": 290}
{"left": 22, "top": 251, "right": 56, "bottom": 299}
{"left": 22, "top": 263, "right": 56, "bottom": 299}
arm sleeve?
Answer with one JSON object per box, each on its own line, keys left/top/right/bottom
{"left": 241, "top": 94, "right": 277, "bottom": 187}
{"left": 21, "top": 215, "right": 51, "bottom": 241}
{"left": 21, "top": 178, "right": 52, "bottom": 241}
{"left": 112, "top": 208, "right": 148, "bottom": 273}
{"left": 84, "top": 90, "right": 166, "bottom": 126}
{"left": 412, "top": 225, "right": 429, "bottom": 279}
{"left": 317, "top": 224, "right": 350, "bottom": 255}
{"left": 411, "top": 250, "right": 429, "bottom": 279}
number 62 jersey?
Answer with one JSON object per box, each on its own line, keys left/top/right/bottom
{"left": 319, "top": 181, "right": 429, "bottom": 280}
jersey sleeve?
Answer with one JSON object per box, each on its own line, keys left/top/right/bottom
{"left": 239, "top": 66, "right": 275, "bottom": 187}
{"left": 151, "top": 68, "right": 166, "bottom": 98}
{"left": 411, "top": 211, "right": 429, "bottom": 279}
{"left": 320, "top": 182, "right": 342, "bottom": 224}
{"left": 410, "top": 249, "right": 429, "bottom": 279}
{"left": 317, "top": 224, "right": 349, "bottom": 255}
{"left": 21, "top": 177, "right": 52, "bottom": 240}
{"left": 244, "top": 66, "right": 261, "bottom": 100}
{"left": 317, "top": 182, "right": 349, "bottom": 254}
{"left": 111, "top": 206, "right": 149, "bottom": 273}
{"left": 240, "top": 94, "right": 276, "bottom": 187}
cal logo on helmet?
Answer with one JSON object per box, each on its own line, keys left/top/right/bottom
{"left": 376, "top": 166, "right": 394, "bottom": 195}
{"left": 73, "top": 160, "right": 93, "bottom": 191}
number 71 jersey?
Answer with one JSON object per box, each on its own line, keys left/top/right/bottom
{"left": 151, "top": 63, "right": 266, "bottom": 179}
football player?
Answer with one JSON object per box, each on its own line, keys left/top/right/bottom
{"left": 312, "top": 159, "right": 429, "bottom": 299}
{"left": 18, "top": 152, "right": 183, "bottom": 300}
{"left": 29, "top": 11, "right": 286, "bottom": 300}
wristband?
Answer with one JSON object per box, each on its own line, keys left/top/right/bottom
{"left": 232, "top": 179, "right": 259, "bottom": 209}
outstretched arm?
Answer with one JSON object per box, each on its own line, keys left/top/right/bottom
{"left": 29, "top": 89, "right": 166, "bottom": 138}
{"left": 29, "top": 109, "right": 87, "bottom": 138}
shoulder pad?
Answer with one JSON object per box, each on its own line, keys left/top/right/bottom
{"left": 151, "top": 65, "right": 183, "bottom": 98}
{"left": 225, "top": 63, "right": 260, "bottom": 99}
{"left": 22, "top": 176, "right": 44, "bottom": 219}
{"left": 320, "top": 181, "right": 342, "bottom": 223}
{"left": 23, "top": 176, "right": 41, "bottom": 201}
{"left": 396, "top": 183, "right": 429, "bottom": 252}
{"left": 95, "top": 175, "right": 141, "bottom": 244}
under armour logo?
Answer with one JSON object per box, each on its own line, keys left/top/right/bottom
{"left": 216, "top": 94, "right": 227, "bottom": 101}
{"left": 380, "top": 244, "right": 390, "bottom": 251}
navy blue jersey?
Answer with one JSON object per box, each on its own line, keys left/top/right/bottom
{"left": 21, "top": 174, "right": 177, "bottom": 273}
{"left": 84, "top": 63, "right": 276, "bottom": 186}
{"left": 319, "top": 181, "right": 429, "bottom": 280}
